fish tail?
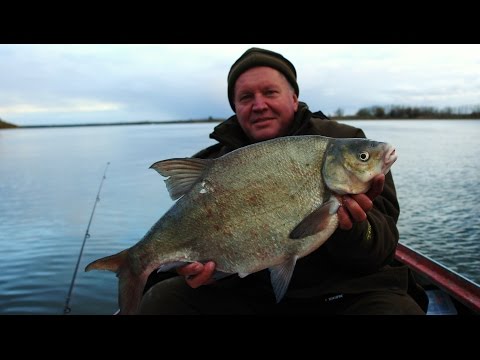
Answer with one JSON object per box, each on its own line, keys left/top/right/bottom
{"left": 85, "top": 250, "right": 147, "bottom": 315}
{"left": 116, "top": 266, "right": 149, "bottom": 315}
{"left": 85, "top": 249, "right": 129, "bottom": 272}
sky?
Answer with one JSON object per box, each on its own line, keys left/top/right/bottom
{"left": 1, "top": 44, "right": 479, "bottom": 126}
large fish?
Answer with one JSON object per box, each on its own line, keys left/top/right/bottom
{"left": 85, "top": 135, "right": 397, "bottom": 314}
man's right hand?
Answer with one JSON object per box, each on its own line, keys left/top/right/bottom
{"left": 337, "top": 173, "right": 385, "bottom": 230}
{"left": 177, "top": 261, "right": 216, "bottom": 288}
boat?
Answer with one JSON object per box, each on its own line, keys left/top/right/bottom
{"left": 114, "top": 242, "right": 479, "bottom": 315}
{"left": 395, "top": 242, "right": 480, "bottom": 315}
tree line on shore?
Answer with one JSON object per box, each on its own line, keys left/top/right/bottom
{"left": 2, "top": 105, "right": 480, "bottom": 128}
{"left": 0, "top": 118, "right": 16, "bottom": 128}
{"left": 332, "top": 104, "right": 480, "bottom": 119}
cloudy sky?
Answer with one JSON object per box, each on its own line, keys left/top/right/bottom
{"left": 1, "top": 44, "right": 479, "bottom": 126}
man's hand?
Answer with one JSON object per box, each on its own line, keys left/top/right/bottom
{"left": 337, "top": 174, "right": 385, "bottom": 230}
{"left": 177, "top": 261, "right": 216, "bottom": 288}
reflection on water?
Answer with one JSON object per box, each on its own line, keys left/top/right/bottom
{"left": 0, "top": 120, "right": 479, "bottom": 314}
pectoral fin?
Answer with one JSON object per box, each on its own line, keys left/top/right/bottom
{"left": 150, "top": 158, "right": 212, "bottom": 200}
{"left": 269, "top": 256, "right": 298, "bottom": 303}
{"left": 289, "top": 198, "right": 340, "bottom": 239}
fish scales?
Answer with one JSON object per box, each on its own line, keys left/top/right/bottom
{"left": 133, "top": 136, "right": 330, "bottom": 273}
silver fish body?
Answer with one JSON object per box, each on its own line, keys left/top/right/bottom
{"left": 85, "top": 135, "right": 397, "bottom": 314}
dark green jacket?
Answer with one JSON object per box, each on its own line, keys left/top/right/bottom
{"left": 192, "top": 102, "right": 410, "bottom": 298}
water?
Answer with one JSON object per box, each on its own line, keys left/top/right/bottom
{"left": 352, "top": 120, "right": 480, "bottom": 281}
{"left": 0, "top": 120, "right": 479, "bottom": 314}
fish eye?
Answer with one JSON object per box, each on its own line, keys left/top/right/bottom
{"left": 358, "top": 152, "right": 370, "bottom": 162}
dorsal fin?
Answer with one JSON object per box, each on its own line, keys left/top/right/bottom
{"left": 150, "top": 158, "right": 212, "bottom": 200}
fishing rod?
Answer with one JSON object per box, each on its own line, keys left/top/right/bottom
{"left": 63, "top": 162, "right": 110, "bottom": 315}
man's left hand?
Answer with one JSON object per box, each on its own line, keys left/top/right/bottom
{"left": 337, "top": 174, "right": 385, "bottom": 230}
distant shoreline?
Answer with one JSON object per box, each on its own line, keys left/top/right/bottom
{"left": 1, "top": 117, "right": 480, "bottom": 130}
{"left": 1, "top": 119, "right": 224, "bottom": 129}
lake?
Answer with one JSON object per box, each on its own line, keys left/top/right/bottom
{"left": 1, "top": 120, "right": 479, "bottom": 314}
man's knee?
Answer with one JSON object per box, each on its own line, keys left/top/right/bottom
{"left": 343, "top": 291, "right": 426, "bottom": 315}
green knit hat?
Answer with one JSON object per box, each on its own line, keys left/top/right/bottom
{"left": 227, "top": 47, "right": 299, "bottom": 111}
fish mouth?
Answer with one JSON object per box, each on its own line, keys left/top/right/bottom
{"left": 382, "top": 146, "right": 397, "bottom": 174}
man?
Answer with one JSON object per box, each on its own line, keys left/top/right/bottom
{"left": 139, "top": 47, "right": 426, "bottom": 314}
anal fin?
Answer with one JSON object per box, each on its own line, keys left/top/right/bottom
{"left": 269, "top": 256, "right": 298, "bottom": 303}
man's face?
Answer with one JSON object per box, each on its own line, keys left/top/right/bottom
{"left": 233, "top": 67, "right": 299, "bottom": 142}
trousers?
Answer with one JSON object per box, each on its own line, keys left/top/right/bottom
{"left": 138, "top": 275, "right": 425, "bottom": 315}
